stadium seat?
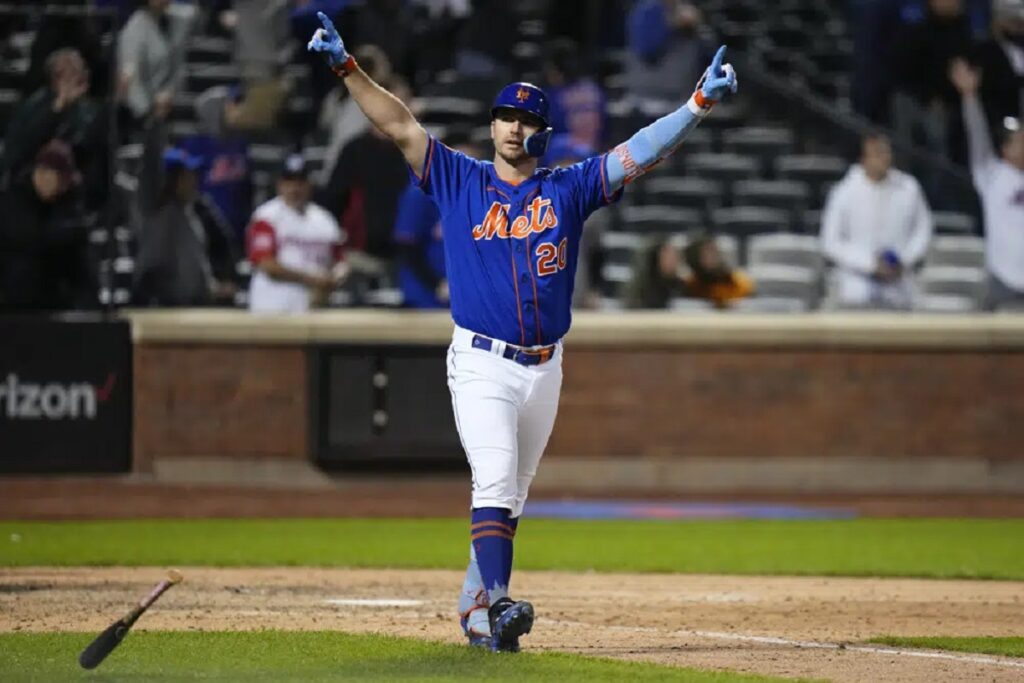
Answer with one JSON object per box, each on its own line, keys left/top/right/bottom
{"left": 620, "top": 205, "right": 705, "bottom": 234}
{"left": 185, "top": 63, "right": 242, "bottom": 93}
{"left": 747, "top": 263, "right": 819, "bottom": 308}
{"left": 600, "top": 231, "right": 646, "bottom": 270}
{"left": 733, "top": 296, "right": 810, "bottom": 313}
{"left": 774, "top": 155, "right": 847, "bottom": 196}
{"left": 927, "top": 235, "right": 985, "bottom": 269}
{"left": 747, "top": 232, "right": 823, "bottom": 273}
{"left": 722, "top": 127, "right": 796, "bottom": 168}
{"left": 669, "top": 298, "right": 717, "bottom": 312}
{"left": 685, "top": 153, "right": 760, "bottom": 183}
{"left": 711, "top": 206, "right": 791, "bottom": 239}
{"left": 932, "top": 211, "right": 978, "bottom": 235}
{"left": 918, "top": 265, "right": 987, "bottom": 309}
{"left": 187, "top": 36, "right": 233, "bottom": 64}
{"left": 731, "top": 179, "right": 810, "bottom": 215}
{"left": 638, "top": 176, "right": 724, "bottom": 214}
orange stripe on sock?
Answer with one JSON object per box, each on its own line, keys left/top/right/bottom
{"left": 471, "top": 520, "right": 515, "bottom": 534}
{"left": 471, "top": 530, "right": 514, "bottom": 542}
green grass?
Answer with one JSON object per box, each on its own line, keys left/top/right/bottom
{"left": 868, "top": 636, "right": 1024, "bottom": 658}
{"left": 0, "top": 631, "right": 809, "bottom": 682}
{"left": 1, "top": 518, "right": 1022, "bottom": 579}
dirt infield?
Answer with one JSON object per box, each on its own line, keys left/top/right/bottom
{"left": 2, "top": 567, "right": 1022, "bottom": 683}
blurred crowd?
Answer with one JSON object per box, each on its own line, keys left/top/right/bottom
{"left": 0, "top": 0, "right": 1021, "bottom": 314}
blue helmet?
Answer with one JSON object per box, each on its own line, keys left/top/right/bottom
{"left": 491, "top": 82, "right": 553, "bottom": 158}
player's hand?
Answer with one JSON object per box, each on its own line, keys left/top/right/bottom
{"left": 307, "top": 11, "right": 349, "bottom": 69}
{"left": 949, "top": 58, "right": 980, "bottom": 97}
{"left": 696, "top": 45, "right": 738, "bottom": 102}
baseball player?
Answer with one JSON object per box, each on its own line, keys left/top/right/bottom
{"left": 308, "top": 11, "right": 737, "bottom": 652}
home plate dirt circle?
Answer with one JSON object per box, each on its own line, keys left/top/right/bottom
{"left": 2, "top": 567, "right": 1022, "bottom": 683}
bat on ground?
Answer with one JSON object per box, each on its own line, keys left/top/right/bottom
{"left": 78, "top": 569, "right": 183, "bottom": 670}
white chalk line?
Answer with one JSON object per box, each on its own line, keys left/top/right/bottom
{"left": 545, "top": 619, "right": 1024, "bottom": 670}
{"left": 324, "top": 599, "right": 424, "bottom": 607}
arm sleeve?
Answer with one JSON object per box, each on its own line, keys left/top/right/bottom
{"left": 820, "top": 183, "right": 876, "bottom": 274}
{"left": 407, "top": 136, "right": 476, "bottom": 216}
{"left": 962, "top": 96, "right": 998, "bottom": 190}
{"left": 246, "top": 219, "right": 278, "bottom": 264}
{"left": 605, "top": 97, "right": 706, "bottom": 191}
{"left": 899, "top": 180, "right": 933, "bottom": 266}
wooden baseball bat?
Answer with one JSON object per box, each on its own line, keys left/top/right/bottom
{"left": 78, "top": 569, "right": 183, "bottom": 670}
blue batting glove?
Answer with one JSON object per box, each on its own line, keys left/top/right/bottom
{"left": 697, "top": 45, "right": 738, "bottom": 101}
{"left": 307, "top": 11, "right": 349, "bottom": 69}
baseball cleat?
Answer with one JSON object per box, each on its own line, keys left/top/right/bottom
{"left": 487, "top": 597, "right": 534, "bottom": 653}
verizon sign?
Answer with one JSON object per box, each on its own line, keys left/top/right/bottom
{"left": 0, "top": 373, "right": 118, "bottom": 420}
{"left": 0, "top": 318, "right": 131, "bottom": 473}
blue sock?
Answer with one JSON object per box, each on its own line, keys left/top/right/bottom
{"left": 471, "top": 507, "right": 515, "bottom": 604}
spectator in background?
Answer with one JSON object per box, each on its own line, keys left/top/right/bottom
{"left": 625, "top": 0, "right": 713, "bottom": 107}
{"left": 133, "top": 126, "right": 238, "bottom": 307}
{"left": 1, "top": 48, "right": 108, "bottom": 209}
{"left": 820, "top": 132, "right": 933, "bottom": 310}
{"left": 392, "top": 131, "right": 481, "bottom": 309}
{"left": 950, "top": 59, "right": 1024, "bottom": 310}
{"left": 625, "top": 234, "right": 753, "bottom": 310}
{"left": 318, "top": 75, "right": 413, "bottom": 269}
{"left": 117, "top": 0, "right": 195, "bottom": 133}
{"left": 318, "top": 45, "right": 392, "bottom": 183}
{"left": 973, "top": 0, "right": 1024, "bottom": 134}
{"left": 542, "top": 39, "right": 607, "bottom": 152}
{"left": 184, "top": 83, "right": 253, "bottom": 245}
{"left": 247, "top": 154, "right": 348, "bottom": 313}
{"left": 0, "top": 141, "right": 94, "bottom": 311}
{"left": 24, "top": 7, "right": 109, "bottom": 97}
{"left": 890, "top": 0, "right": 973, "bottom": 164}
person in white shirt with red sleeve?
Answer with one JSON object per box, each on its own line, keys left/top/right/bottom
{"left": 820, "top": 132, "right": 933, "bottom": 310}
{"left": 246, "top": 154, "right": 348, "bottom": 312}
{"left": 950, "top": 58, "right": 1024, "bottom": 311}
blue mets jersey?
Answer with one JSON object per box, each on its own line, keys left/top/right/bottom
{"left": 410, "top": 136, "right": 622, "bottom": 346}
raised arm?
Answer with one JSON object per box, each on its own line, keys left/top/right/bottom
{"left": 307, "top": 12, "right": 428, "bottom": 172}
{"left": 950, "top": 58, "right": 997, "bottom": 189}
{"left": 605, "top": 45, "right": 738, "bottom": 191}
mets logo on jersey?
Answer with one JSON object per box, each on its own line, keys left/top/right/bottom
{"left": 472, "top": 198, "right": 559, "bottom": 240}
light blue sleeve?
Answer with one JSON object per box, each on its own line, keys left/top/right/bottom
{"left": 605, "top": 100, "right": 705, "bottom": 191}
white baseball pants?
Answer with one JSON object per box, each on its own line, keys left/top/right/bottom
{"left": 446, "top": 325, "right": 563, "bottom": 518}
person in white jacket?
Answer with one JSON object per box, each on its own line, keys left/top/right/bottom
{"left": 820, "top": 133, "right": 934, "bottom": 309}
{"left": 950, "top": 58, "right": 1024, "bottom": 310}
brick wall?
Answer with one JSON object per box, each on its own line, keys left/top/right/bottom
{"left": 133, "top": 345, "right": 308, "bottom": 470}
{"left": 549, "top": 348, "right": 1024, "bottom": 459}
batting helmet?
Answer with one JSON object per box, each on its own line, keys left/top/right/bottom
{"left": 491, "top": 82, "right": 553, "bottom": 158}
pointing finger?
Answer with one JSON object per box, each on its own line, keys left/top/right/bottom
{"left": 710, "top": 45, "right": 727, "bottom": 75}
{"left": 317, "top": 11, "right": 336, "bottom": 35}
